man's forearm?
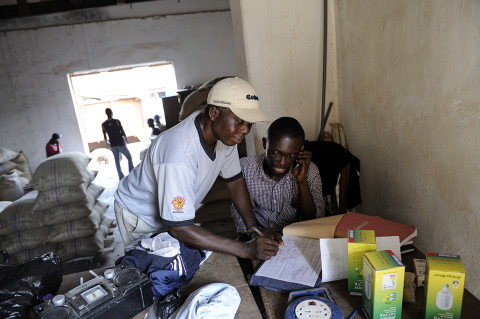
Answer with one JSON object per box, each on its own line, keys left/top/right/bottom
{"left": 169, "top": 224, "right": 249, "bottom": 258}
{"left": 297, "top": 180, "right": 317, "bottom": 220}
{"left": 226, "top": 177, "right": 258, "bottom": 230}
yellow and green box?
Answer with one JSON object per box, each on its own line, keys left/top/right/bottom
{"left": 424, "top": 253, "right": 465, "bottom": 319}
{"left": 348, "top": 229, "right": 376, "bottom": 295}
{"left": 362, "top": 250, "right": 405, "bottom": 319}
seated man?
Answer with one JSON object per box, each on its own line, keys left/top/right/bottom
{"left": 232, "top": 117, "right": 325, "bottom": 238}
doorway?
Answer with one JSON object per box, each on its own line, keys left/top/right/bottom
{"left": 68, "top": 62, "right": 177, "bottom": 169}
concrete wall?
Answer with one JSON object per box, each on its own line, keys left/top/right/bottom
{"left": 0, "top": 0, "right": 238, "bottom": 171}
{"left": 335, "top": 0, "right": 480, "bottom": 298}
{"left": 229, "top": 0, "right": 338, "bottom": 154}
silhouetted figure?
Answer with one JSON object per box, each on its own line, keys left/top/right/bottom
{"left": 102, "top": 108, "right": 134, "bottom": 180}
{"left": 147, "top": 118, "right": 162, "bottom": 137}
{"left": 154, "top": 114, "right": 161, "bottom": 127}
{"left": 46, "top": 132, "right": 63, "bottom": 158}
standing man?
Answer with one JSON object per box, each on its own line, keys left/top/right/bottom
{"left": 114, "top": 77, "right": 281, "bottom": 260}
{"left": 102, "top": 108, "right": 134, "bottom": 180}
{"left": 231, "top": 117, "right": 325, "bottom": 238}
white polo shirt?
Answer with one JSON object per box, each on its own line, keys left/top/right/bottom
{"left": 114, "top": 111, "right": 242, "bottom": 228}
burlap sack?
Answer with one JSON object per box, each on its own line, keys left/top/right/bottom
{"left": 0, "top": 228, "right": 49, "bottom": 255}
{"left": 41, "top": 198, "right": 106, "bottom": 226}
{"left": 0, "top": 191, "right": 40, "bottom": 235}
{"left": 0, "top": 147, "right": 18, "bottom": 164}
{"left": 194, "top": 200, "right": 233, "bottom": 224}
{"left": 45, "top": 200, "right": 108, "bottom": 243}
{"left": 0, "top": 161, "right": 17, "bottom": 175}
{"left": 0, "top": 171, "right": 25, "bottom": 201}
{"left": 57, "top": 230, "right": 105, "bottom": 262}
{"left": 11, "top": 169, "right": 30, "bottom": 187}
{"left": 202, "top": 178, "right": 230, "bottom": 204}
{"left": 30, "top": 152, "right": 93, "bottom": 191}
{"left": 33, "top": 182, "right": 104, "bottom": 211}
{"left": 11, "top": 151, "right": 33, "bottom": 183}
{"left": 98, "top": 215, "right": 115, "bottom": 237}
{"left": 0, "top": 201, "right": 12, "bottom": 213}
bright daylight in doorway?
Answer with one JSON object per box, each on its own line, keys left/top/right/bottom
{"left": 68, "top": 62, "right": 177, "bottom": 172}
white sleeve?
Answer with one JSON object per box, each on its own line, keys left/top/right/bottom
{"left": 155, "top": 163, "right": 196, "bottom": 226}
{"left": 219, "top": 146, "right": 242, "bottom": 181}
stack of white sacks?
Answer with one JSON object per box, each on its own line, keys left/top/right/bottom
{"left": 0, "top": 152, "right": 113, "bottom": 264}
{"left": 0, "top": 147, "right": 33, "bottom": 201}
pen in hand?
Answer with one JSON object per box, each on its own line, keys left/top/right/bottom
{"left": 252, "top": 227, "right": 284, "bottom": 246}
{"left": 252, "top": 226, "right": 266, "bottom": 237}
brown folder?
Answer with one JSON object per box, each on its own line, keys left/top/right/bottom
{"left": 282, "top": 214, "right": 345, "bottom": 239}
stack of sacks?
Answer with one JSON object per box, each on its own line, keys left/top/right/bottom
{"left": 194, "top": 177, "right": 237, "bottom": 239}
{"left": 0, "top": 148, "right": 33, "bottom": 201}
{"left": 0, "top": 152, "right": 113, "bottom": 264}
{"left": 0, "top": 191, "right": 44, "bottom": 262}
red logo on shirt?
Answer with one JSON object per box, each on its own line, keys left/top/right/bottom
{"left": 171, "top": 196, "right": 186, "bottom": 212}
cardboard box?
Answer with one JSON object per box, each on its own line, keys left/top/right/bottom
{"left": 348, "top": 229, "right": 376, "bottom": 295}
{"left": 414, "top": 258, "right": 426, "bottom": 287}
{"left": 425, "top": 253, "right": 465, "bottom": 319}
{"left": 362, "top": 250, "right": 405, "bottom": 319}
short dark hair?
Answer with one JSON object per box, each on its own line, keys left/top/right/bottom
{"left": 267, "top": 117, "right": 305, "bottom": 141}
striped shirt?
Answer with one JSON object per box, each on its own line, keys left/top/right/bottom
{"left": 231, "top": 154, "right": 325, "bottom": 233}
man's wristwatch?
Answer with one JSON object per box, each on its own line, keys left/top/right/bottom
{"left": 247, "top": 226, "right": 257, "bottom": 239}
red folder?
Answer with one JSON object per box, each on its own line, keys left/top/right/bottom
{"left": 334, "top": 212, "right": 417, "bottom": 246}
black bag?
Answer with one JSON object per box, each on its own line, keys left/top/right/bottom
{"left": 0, "top": 251, "right": 63, "bottom": 319}
{"left": 156, "top": 289, "right": 186, "bottom": 319}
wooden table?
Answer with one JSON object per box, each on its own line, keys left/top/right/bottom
{"left": 258, "top": 249, "right": 480, "bottom": 318}
{"left": 59, "top": 252, "right": 261, "bottom": 319}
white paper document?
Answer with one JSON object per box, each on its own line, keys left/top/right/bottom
{"left": 320, "top": 238, "right": 348, "bottom": 282}
{"left": 320, "top": 236, "right": 402, "bottom": 283}
{"left": 254, "top": 235, "right": 321, "bottom": 286}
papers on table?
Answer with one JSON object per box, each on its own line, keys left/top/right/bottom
{"left": 254, "top": 235, "right": 321, "bottom": 287}
{"left": 252, "top": 234, "right": 401, "bottom": 288}
{"left": 320, "top": 236, "right": 401, "bottom": 282}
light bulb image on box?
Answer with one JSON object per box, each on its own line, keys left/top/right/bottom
{"left": 436, "top": 284, "right": 454, "bottom": 310}
{"left": 365, "top": 274, "right": 372, "bottom": 299}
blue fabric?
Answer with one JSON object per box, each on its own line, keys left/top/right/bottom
{"left": 116, "top": 243, "right": 204, "bottom": 298}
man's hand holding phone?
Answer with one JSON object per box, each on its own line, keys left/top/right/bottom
{"left": 292, "top": 150, "right": 312, "bottom": 183}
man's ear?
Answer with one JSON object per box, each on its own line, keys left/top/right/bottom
{"left": 208, "top": 106, "right": 220, "bottom": 121}
{"left": 262, "top": 137, "right": 267, "bottom": 150}
{"left": 301, "top": 144, "right": 304, "bottom": 151}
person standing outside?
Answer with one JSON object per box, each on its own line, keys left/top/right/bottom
{"left": 102, "top": 108, "right": 134, "bottom": 180}
{"left": 147, "top": 118, "right": 162, "bottom": 137}
{"left": 114, "top": 77, "right": 282, "bottom": 261}
{"left": 46, "top": 132, "right": 63, "bottom": 158}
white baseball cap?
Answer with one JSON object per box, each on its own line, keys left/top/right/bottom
{"left": 207, "top": 77, "right": 270, "bottom": 123}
